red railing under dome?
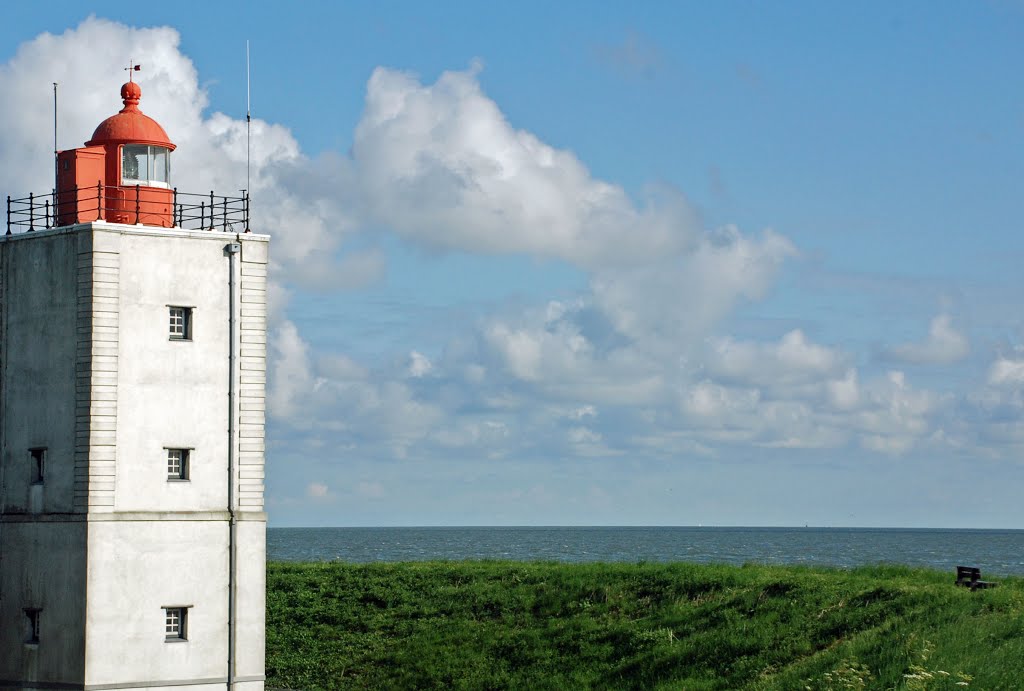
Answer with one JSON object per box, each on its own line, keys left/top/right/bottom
{"left": 6, "top": 184, "right": 250, "bottom": 235}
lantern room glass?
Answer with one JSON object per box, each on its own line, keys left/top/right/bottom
{"left": 122, "top": 145, "right": 171, "bottom": 187}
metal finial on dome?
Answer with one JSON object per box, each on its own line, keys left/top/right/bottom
{"left": 121, "top": 61, "right": 142, "bottom": 111}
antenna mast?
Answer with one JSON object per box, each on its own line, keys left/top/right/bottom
{"left": 53, "top": 82, "right": 58, "bottom": 195}
{"left": 246, "top": 40, "right": 251, "bottom": 215}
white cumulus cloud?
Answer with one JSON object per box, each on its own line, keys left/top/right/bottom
{"left": 352, "top": 64, "right": 700, "bottom": 269}
{"left": 708, "top": 330, "right": 846, "bottom": 388}
{"left": 306, "top": 482, "right": 329, "bottom": 498}
{"left": 987, "top": 355, "right": 1024, "bottom": 387}
{"left": 887, "top": 314, "right": 969, "bottom": 365}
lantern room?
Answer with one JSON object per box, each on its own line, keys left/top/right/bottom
{"left": 7, "top": 75, "right": 249, "bottom": 236}
{"left": 56, "top": 78, "right": 176, "bottom": 227}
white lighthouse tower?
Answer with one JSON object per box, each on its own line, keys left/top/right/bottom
{"left": 0, "top": 75, "right": 267, "bottom": 690}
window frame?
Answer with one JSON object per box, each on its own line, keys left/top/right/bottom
{"left": 121, "top": 144, "right": 171, "bottom": 188}
{"left": 166, "top": 447, "right": 191, "bottom": 481}
{"left": 164, "top": 606, "right": 189, "bottom": 642}
{"left": 168, "top": 306, "right": 193, "bottom": 341}
{"left": 29, "top": 448, "right": 46, "bottom": 485}
{"left": 24, "top": 608, "right": 40, "bottom": 645}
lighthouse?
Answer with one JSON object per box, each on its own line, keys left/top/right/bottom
{"left": 0, "top": 75, "right": 267, "bottom": 691}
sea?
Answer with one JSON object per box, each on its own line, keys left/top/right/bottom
{"left": 267, "top": 526, "right": 1024, "bottom": 576}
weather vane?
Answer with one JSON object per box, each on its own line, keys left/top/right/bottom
{"left": 125, "top": 60, "right": 142, "bottom": 81}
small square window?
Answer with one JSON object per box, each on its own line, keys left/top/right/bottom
{"left": 30, "top": 448, "right": 45, "bottom": 485}
{"left": 167, "top": 448, "right": 189, "bottom": 481}
{"left": 25, "top": 609, "right": 40, "bottom": 644}
{"left": 165, "top": 607, "right": 187, "bottom": 641}
{"left": 169, "top": 306, "right": 192, "bottom": 340}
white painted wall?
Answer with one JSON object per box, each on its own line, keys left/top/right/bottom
{"left": 114, "top": 230, "right": 233, "bottom": 513}
{"left": 83, "top": 519, "right": 229, "bottom": 686}
{"left": 232, "top": 518, "right": 266, "bottom": 683}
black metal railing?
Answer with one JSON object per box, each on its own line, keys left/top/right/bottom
{"left": 6, "top": 183, "right": 250, "bottom": 235}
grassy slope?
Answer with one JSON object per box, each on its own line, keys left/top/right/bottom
{"left": 267, "top": 561, "right": 1024, "bottom": 690}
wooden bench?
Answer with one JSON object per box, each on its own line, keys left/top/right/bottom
{"left": 955, "top": 565, "right": 997, "bottom": 590}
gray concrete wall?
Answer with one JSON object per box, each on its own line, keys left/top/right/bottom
{"left": 0, "top": 521, "right": 87, "bottom": 686}
{"left": 0, "top": 229, "right": 88, "bottom": 688}
{"left": 0, "top": 228, "right": 82, "bottom": 515}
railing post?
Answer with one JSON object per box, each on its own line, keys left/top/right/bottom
{"left": 209, "top": 191, "right": 215, "bottom": 230}
{"left": 73, "top": 185, "right": 79, "bottom": 224}
{"left": 45, "top": 199, "right": 51, "bottom": 229}
{"left": 6, "top": 195, "right": 11, "bottom": 235}
{"left": 200, "top": 201, "right": 205, "bottom": 231}
{"left": 98, "top": 181, "right": 104, "bottom": 221}
{"left": 135, "top": 184, "right": 141, "bottom": 224}
{"left": 222, "top": 197, "right": 228, "bottom": 231}
{"left": 28, "top": 193, "right": 34, "bottom": 231}
{"left": 173, "top": 187, "right": 178, "bottom": 228}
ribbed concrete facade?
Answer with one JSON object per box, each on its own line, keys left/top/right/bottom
{"left": 237, "top": 260, "right": 266, "bottom": 513}
{"left": 0, "top": 222, "right": 268, "bottom": 690}
{"left": 75, "top": 241, "right": 120, "bottom": 512}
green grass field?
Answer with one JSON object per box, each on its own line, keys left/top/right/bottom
{"left": 266, "top": 561, "right": 1024, "bottom": 690}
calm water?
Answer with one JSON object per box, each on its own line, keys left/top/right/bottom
{"left": 268, "top": 527, "right": 1024, "bottom": 576}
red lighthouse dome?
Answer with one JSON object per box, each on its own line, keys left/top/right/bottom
{"left": 86, "top": 81, "right": 176, "bottom": 150}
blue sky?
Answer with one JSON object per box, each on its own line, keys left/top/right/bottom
{"left": 2, "top": 2, "right": 1023, "bottom": 527}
